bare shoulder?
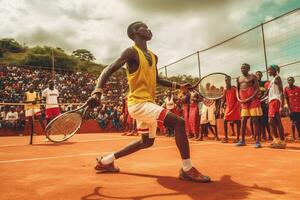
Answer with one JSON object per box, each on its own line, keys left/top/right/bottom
{"left": 237, "top": 75, "right": 243, "bottom": 82}
{"left": 120, "top": 47, "right": 138, "bottom": 61}
{"left": 249, "top": 73, "right": 257, "bottom": 79}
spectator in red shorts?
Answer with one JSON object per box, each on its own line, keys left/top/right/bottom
{"left": 267, "top": 65, "right": 285, "bottom": 149}
{"left": 284, "top": 76, "right": 300, "bottom": 140}
{"left": 189, "top": 92, "right": 201, "bottom": 140}
{"left": 42, "top": 80, "right": 60, "bottom": 142}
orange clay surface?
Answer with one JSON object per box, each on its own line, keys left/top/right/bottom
{"left": 1, "top": 133, "right": 300, "bottom": 200}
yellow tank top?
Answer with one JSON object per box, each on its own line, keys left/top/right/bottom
{"left": 126, "top": 45, "right": 157, "bottom": 106}
{"left": 24, "top": 91, "right": 40, "bottom": 110}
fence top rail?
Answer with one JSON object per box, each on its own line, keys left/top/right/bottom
{"left": 159, "top": 6, "right": 300, "bottom": 69}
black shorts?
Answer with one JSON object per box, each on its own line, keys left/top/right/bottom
{"left": 290, "top": 112, "right": 300, "bottom": 122}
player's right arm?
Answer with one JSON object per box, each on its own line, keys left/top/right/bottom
{"left": 88, "top": 48, "right": 136, "bottom": 107}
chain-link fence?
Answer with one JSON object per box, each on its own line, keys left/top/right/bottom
{"left": 158, "top": 7, "right": 300, "bottom": 86}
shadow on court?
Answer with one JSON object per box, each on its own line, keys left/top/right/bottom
{"left": 81, "top": 173, "right": 285, "bottom": 200}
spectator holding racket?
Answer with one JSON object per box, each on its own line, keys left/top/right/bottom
{"left": 87, "top": 21, "right": 211, "bottom": 183}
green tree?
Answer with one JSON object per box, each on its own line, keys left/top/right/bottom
{"left": 0, "top": 38, "right": 24, "bottom": 54}
{"left": 72, "top": 49, "right": 95, "bottom": 62}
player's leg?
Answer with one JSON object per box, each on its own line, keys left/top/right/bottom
{"left": 269, "top": 100, "right": 285, "bottom": 148}
{"left": 230, "top": 121, "right": 236, "bottom": 136}
{"left": 253, "top": 116, "right": 262, "bottom": 148}
{"left": 276, "top": 112, "right": 284, "bottom": 141}
{"left": 260, "top": 117, "right": 267, "bottom": 141}
{"left": 44, "top": 108, "right": 54, "bottom": 142}
{"left": 35, "top": 110, "right": 45, "bottom": 131}
{"left": 25, "top": 117, "right": 33, "bottom": 136}
{"left": 199, "top": 124, "right": 205, "bottom": 140}
{"left": 269, "top": 114, "right": 280, "bottom": 148}
{"left": 238, "top": 107, "right": 249, "bottom": 146}
{"left": 236, "top": 120, "right": 241, "bottom": 142}
{"left": 295, "top": 116, "right": 300, "bottom": 139}
{"left": 95, "top": 103, "right": 160, "bottom": 172}
{"left": 95, "top": 121, "right": 155, "bottom": 172}
{"left": 275, "top": 111, "right": 286, "bottom": 148}
{"left": 237, "top": 116, "right": 248, "bottom": 146}
{"left": 24, "top": 109, "right": 33, "bottom": 136}
{"left": 292, "top": 121, "right": 296, "bottom": 140}
{"left": 250, "top": 118, "right": 255, "bottom": 139}
{"left": 114, "top": 131, "right": 155, "bottom": 158}
{"left": 163, "top": 112, "right": 211, "bottom": 182}
{"left": 296, "top": 121, "right": 300, "bottom": 140}
{"left": 222, "top": 120, "right": 229, "bottom": 143}
{"left": 208, "top": 124, "right": 219, "bottom": 140}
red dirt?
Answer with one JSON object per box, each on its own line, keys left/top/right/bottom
{"left": 1, "top": 133, "right": 300, "bottom": 200}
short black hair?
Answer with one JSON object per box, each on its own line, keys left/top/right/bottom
{"left": 256, "top": 71, "right": 262, "bottom": 74}
{"left": 127, "top": 21, "right": 143, "bottom": 40}
{"left": 242, "top": 63, "right": 250, "bottom": 68}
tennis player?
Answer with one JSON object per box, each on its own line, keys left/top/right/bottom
{"left": 87, "top": 21, "right": 211, "bottom": 183}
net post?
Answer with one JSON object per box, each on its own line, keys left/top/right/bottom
{"left": 29, "top": 114, "right": 34, "bottom": 145}
{"left": 164, "top": 66, "right": 168, "bottom": 78}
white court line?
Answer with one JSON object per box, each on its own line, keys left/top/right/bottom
{"left": 0, "top": 143, "right": 212, "bottom": 164}
{"left": 0, "top": 138, "right": 132, "bottom": 148}
{"left": 0, "top": 140, "right": 300, "bottom": 164}
{"left": 0, "top": 136, "right": 180, "bottom": 148}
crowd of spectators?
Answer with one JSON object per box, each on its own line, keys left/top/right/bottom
{"left": 0, "top": 65, "right": 127, "bottom": 132}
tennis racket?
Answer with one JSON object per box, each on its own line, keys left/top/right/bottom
{"left": 189, "top": 72, "right": 228, "bottom": 100}
{"left": 45, "top": 102, "right": 88, "bottom": 143}
{"left": 236, "top": 75, "right": 277, "bottom": 103}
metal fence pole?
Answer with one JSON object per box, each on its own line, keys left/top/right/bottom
{"left": 197, "top": 51, "right": 201, "bottom": 79}
{"left": 261, "top": 24, "right": 269, "bottom": 80}
{"left": 164, "top": 66, "right": 168, "bottom": 78}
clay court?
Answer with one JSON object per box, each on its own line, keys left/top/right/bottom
{"left": 1, "top": 133, "right": 300, "bottom": 200}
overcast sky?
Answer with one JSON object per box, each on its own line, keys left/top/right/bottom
{"left": 0, "top": 0, "right": 299, "bottom": 70}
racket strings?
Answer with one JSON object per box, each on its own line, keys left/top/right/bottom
{"left": 198, "top": 73, "right": 227, "bottom": 99}
{"left": 48, "top": 113, "right": 82, "bottom": 136}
